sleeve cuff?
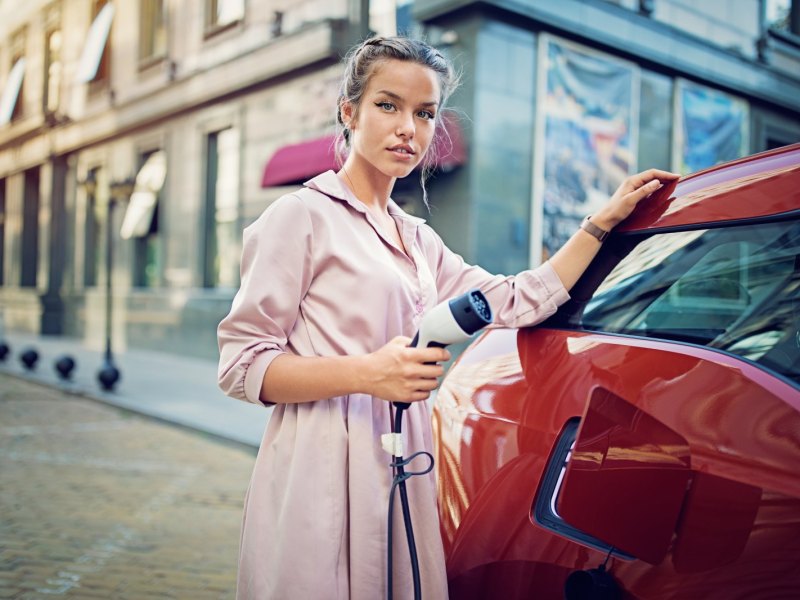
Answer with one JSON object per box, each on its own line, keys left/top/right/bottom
{"left": 243, "top": 348, "right": 285, "bottom": 406}
{"left": 540, "top": 260, "right": 572, "bottom": 307}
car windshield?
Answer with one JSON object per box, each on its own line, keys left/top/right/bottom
{"left": 555, "top": 219, "right": 800, "bottom": 387}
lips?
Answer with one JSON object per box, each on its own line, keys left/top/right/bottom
{"left": 388, "top": 144, "right": 415, "bottom": 156}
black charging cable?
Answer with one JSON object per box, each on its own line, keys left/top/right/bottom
{"left": 387, "top": 402, "right": 433, "bottom": 600}
{"left": 384, "top": 289, "right": 493, "bottom": 599}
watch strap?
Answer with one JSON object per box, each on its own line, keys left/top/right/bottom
{"left": 581, "top": 216, "right": 609, "bottom": 243}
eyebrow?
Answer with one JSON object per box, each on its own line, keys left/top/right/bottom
{"left": 375, "top": 89, "right": 439, "bottom": 107}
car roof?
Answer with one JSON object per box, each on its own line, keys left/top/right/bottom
{"left": 617, "top": 142, "right": 800, "bottom": 233}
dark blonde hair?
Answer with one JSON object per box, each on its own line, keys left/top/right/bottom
{"left": 336, "top": 36, "right": 460, "bottom": 208}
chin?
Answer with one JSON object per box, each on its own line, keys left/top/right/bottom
{"left": 381, "top": 162, "right": 418, "bottom": 180}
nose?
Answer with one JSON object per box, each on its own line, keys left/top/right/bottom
{"left": 396, "top": 110, "right": 415, "bottom": 139}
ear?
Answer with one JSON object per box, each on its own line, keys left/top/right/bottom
{"left": 340, "top": 99, "right": 355, "bottom": 130}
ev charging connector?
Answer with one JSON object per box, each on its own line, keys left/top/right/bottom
{"left": 386, "top": 289, "right": 493, "bottom": 600}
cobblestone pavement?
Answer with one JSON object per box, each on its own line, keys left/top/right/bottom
{"left": 0, "top": 374, "right": 257, "bottom": 600}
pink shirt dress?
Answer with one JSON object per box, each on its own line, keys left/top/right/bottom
{"left": 217, "top": 171, "right": 570, "bottom": 599}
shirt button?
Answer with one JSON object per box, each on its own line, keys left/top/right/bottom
{"left": 415, "top": 300, "right": 424, "bottom": 315}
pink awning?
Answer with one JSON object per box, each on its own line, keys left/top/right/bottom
{"left": 261, "top": 117, "right": 466, "bottom": 188}
{"left": 432, "top": 115, "right": 467, "bottom": 171}
{"left": 261, "top": 135, "right": 338, "bottom": 188}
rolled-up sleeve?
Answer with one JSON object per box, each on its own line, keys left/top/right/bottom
{"left": 217, "top": 194, "right": 314, "bottom": 405}
{"left": 424, "top": 226, "right": 571, "bottom": 328}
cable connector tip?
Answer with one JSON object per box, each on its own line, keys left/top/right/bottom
{"left": 381, "top": 433, "right": 403, "bottom": 457}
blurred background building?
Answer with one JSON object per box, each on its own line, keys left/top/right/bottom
{"left": 0, "top": 0, "right": 798, "bottom": 361}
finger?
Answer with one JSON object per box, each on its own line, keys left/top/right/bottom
{"left": 410, "top": 390, "right": 431, "bottom": 402}
{"left": 393, "top": 336, "right": 413, "bottom": 347}
{"left": 629, "top": 168, "right": 679, "bottom": 188}
{"left": 412, "top": 378, "right": 439, "bottom": 392}
{"left": 649, "top": 168, "right": 680, "bottom": 179}
{"left": 416, "top": 347, "right": 451, "bottom": 363}
{"left": 404, "top": 366, "right": 444, "bottom": 382}
{"left": 418, "top": 364, "right": 445, "bottom": 378}
{"left": 623, "top": 178, "right": 662, "bottom": 204}
{"left": 391, "top": 390, "right": 430, "bottom": 403}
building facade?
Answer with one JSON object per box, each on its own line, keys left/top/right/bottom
{"left": 0, "top": 0, "right": 798, "bottom": 360}
{"left": 420, "top": 0, "right": 800, "bottom": 276}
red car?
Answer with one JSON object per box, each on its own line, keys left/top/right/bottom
{"left": 433, "top": 143, "right": 800, "bottom": 599}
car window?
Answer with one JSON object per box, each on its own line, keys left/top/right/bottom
{"left": 558, "top": 219, "right": 800, "bottom": 386}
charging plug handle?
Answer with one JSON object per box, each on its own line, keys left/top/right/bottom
{"left": 409, "top": 289, "right": 493, "bottom": 348}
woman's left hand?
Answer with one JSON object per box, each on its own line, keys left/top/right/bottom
{"left": 591, "top": 168, "right": 680, "bottom": 231}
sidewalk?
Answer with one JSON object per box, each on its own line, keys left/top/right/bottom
{"left": 0, "top": 331, "right": 270, "bottom": 450}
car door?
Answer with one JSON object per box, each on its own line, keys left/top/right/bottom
{"left": 436, "top": 218, "right": 800, "bottom": 599}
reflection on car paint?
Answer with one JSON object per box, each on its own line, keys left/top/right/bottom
{"left": 435, "top": 144, "right": 800, "bottom": 599}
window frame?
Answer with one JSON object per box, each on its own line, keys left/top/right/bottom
{"left": 20, "top": 167, "right": 41, "bottom": 288}
{"left": 82, "top": 166, "right": 102, "bottom": 288}
{"left": 43, "top": 11, "right": 62, "bottom": 116}
{"left": 202, "top": 127, "right": 241, "bottom": 289}
{"left": 130, "top": 148, "right": 164, "bottom": 289}
{"left": 139, "top": 0, "right": 167, "bottom": 68}
{"left": 9, "top": 29, "right": 26, "bottom": 122}
{"left": 0, "top": 178, "right": 6, "bottom": 286}
{"left": 545, "top": 214, "right": 800, "bottom": 389}
{"left": 764, "top": 0, "right": 800, "bottom": 38}
{"left": 204, "top": 0, "right": 245, "bottom": 38}
{"left": 88, "top": 0, "right": 112, "bottom": 90}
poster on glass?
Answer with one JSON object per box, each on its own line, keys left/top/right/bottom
{"left": 673, "top": 79, "right": 749, "bottom": 174}
{"left": 532, "top": 35, "right": 640, "bottom": 265}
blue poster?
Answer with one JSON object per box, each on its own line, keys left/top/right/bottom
{"left": 538, "top": 38, "right": 638, "bottom": 261}
{"left": 678, "top": 81, "right": 748, "bottom": 174}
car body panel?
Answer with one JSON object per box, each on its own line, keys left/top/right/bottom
{"left": 434, "top": 328, "right": 800, "bottom": 598}
{"left": 618, "top": 143, "right": 800, "bottom": 233}
{"left": 433, "top": 144, "right": 800, "bottom": 599}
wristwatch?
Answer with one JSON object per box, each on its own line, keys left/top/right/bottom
{"left": 580, "top": 216, "right": 610, "bottom": 243}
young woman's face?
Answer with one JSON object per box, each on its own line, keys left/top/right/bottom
{"left": 344, "top": 59, "right": 441, "bottom": 179}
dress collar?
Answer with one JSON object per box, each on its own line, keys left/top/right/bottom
{"left": 303, "top": 170, "right": 426, "bottom": 226}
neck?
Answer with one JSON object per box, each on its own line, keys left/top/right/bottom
{"left": 338, "top": 155, "right": 395, "bottom": 212}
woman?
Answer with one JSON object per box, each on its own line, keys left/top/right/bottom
{"left": 218, "top": 36, "right": 678, "bottom": 599}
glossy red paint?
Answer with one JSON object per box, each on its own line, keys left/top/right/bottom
{"left": 556, "top": 387, "right": 692, "bottom": 565}
{"left": 670, "top": 471, "right": 761, "bottom": 573}
{"left": 618, "top": 143, "right": 800, "bottom": 233}
{"left": 434, "top": 327, "right": 800, "bottom": 598}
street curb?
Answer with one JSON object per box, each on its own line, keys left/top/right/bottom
{"left": 0, "top": 367, "right": 259, "bottom": 456}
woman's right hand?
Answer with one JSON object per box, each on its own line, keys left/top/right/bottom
{"left": 361, "top": 336, "right": 451, "bottom": 403}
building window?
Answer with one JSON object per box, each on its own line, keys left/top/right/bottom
{"left": 369, "top": 0, "right": 417, "bottom": 36}
{"left": 638, "top": 70, "right": 673, "bottom": 172}
{"left": 203, "top": 128, "right": 240, "bottom": 288}
{"left": 533, "top": 35, "right": 640, "bottom": 264}
{"left": 93, "top": 0, "right": 111, "bottom": 83}
{"left": 133, "top": 212, "right": 159, "bottom": 288}
{"left": 765, "top": 0, "right": 800, "bottom": 35}
{"left": 86, "top": 0, "right": 114, "bottom": 88}
{"left": 75, "top": 1, "right": 113, "bottom": 85}
{"left": 10, "top": 30, "right": 26, "bottom": 122}
{"left": 123, "top": 150, "right": 166, "bottom": 288}
{"left": 140, "top": 0, "right": 167, "bottom": 63}
{"left": 206, "top": 0, "right": 244, "bottom": 32}
{"left": 673, "top": 79, "right": 749, "bottom": 174}
{"left": 44, "top": 28, "right": 62, "bottom": 115}
{"left": 601, "top": 0, "right": 639, "bottom": 9}
{"left": 0, "top": 58, "right": 25, "bottom": 127}
{"left": 83, "top": 168, "right": 101, "bottom": 287}
{"left": 0, "top": 179, "right": 5, "bottom": 286}
{"left": 21, "top": 168, "right": 40, "bottom": 288}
